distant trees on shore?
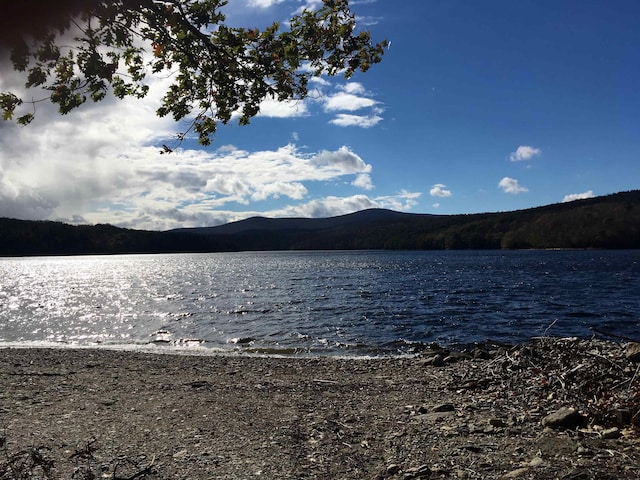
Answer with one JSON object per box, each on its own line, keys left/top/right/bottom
{"left": 1, "top": 190, "right": 639, "bottom": 256}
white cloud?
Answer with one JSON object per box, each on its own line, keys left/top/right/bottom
{"left": 310, "top": 146, "right": 372, "bottom": 173}
{"left": 352, "top": 174, "right": 374, "bottom": 190}
{"left": 0, "top": 110, "right": 378, "bottom": 228}
{"left": 374, "top": 190, "right": 421, "bottom": 211}
{"left": 257, "top": 97, "right": 309, "bottom": 118}
{"left": 509, "top": 145, "right": 541, "bottom": 162}
{"left": 339, "top": 82, "right": 366, "bottom": 95}
{"left": 0, "top": 29, "right": 389, "bottom": 230}
{"left": 355, "top": 16, "right": 382, "bottom": 26}
{"left": 324, "top": 92, "right": 378, "bottom": 111}
{"left": 251, "top": 182, "right": 308, "bottom": 201}
{"left": 247, "top": 0, "right": 285, "bottom": 8}
{"left": 294, "top": 0, "right": 324, "bottom": 14}
{"left": 498, "top": 177, "right": 528, "bottom": 194}
{"left": 329, "top": 113, "right": 383, "bottom": 128}
{"left": 562, "top": 190, "right": 595, "bottom": 203}
{"left": 429, "top": 183, "right": 452, "bottom": 198}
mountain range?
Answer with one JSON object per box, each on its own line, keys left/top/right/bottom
{"left": 1, "top": 190, "right": 639, "bottom": 256}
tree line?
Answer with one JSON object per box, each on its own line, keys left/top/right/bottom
{"left": 1, "top": 190, "right": 639, "bottom": 256}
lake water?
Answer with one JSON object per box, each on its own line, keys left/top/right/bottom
{"left": 0, "top": 250, "right": 638, "bottom": 356}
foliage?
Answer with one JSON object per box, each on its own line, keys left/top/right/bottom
{"left": 0, "top": 0, "right": 387, "bottom": 145}
{"left": 1, "top": 190, "right": 639, "bottom": 256}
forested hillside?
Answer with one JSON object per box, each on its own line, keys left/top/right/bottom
{"left": 1, "top": 190, "right": 639, "bottom": 256}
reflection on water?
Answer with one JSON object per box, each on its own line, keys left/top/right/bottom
{"left": 0, "top": 250, "right": 638, "bottom": 355}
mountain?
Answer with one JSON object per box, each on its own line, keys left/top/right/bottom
{"left": 1, "top": 190, "right": 639, "bottom": 256}
{"left": 171, "top": 208, "right": 418, "bottom": 235}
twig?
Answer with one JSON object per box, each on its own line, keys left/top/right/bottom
{"left": 584, "top": 351, "right": 626, "bottom": 372}
{"left": 629, "top": 364, "right": 640, "bottom": 394}
{"left": 543, "top": 319, "right": 558, "bottom": 338}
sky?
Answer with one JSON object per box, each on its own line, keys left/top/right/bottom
{"left": 1, "top": 0, "right": 639, "bottom": 231}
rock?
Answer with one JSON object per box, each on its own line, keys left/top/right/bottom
{"left": 489, "top": 418, "right": 507, "bottom": 427}
{"left": 576, "top": 445, "right": 594, "bottom": 456}
{"left": 502, "top": 467, "right": 529, "bottom": 478}
{"left": 443, "top": 352, "right": 472, "bottom": 363}
{"left": 541, "top": 407, "right": 586, "bottom": 429}
{"left": 432, "top": 403, "right": 455, "bottom": 413}
{"left": 473, "top": 348, "right": 492, "bottom": 360}
{"left": 430, "top": 354, "right": 445, "bottom": 367}
{"left": 403, "top": 464, "right": 431, "bottom": 478}
{"left": 626, "top": 342, "right": 640, "bottom": 362}
{"left": 601, "top": 427, "right": 621, "bottom": 439}
{"left": 528, "top": 456, "right": 544, "bottom": 467}
{"left": 385, "top": 464, "right": 401, "bottom": 475}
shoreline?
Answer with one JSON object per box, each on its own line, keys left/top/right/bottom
{"left": 0, "top": 334, "right": 616, "bottom": 360}
{"left": 1, "top": 338, "right": 639, "bottom": 479}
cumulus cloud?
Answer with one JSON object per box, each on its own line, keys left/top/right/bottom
{"left": 257, "top": 97, "right": 309, "bottom": 118}
{"left": 352, "top": 174, "right": 374, "bottom": 190}
{"left": 251, "top": 182, "right": 308, "bottom": 201}
{"left": 318, "top": 81, "right": 384, "bottom": 128}
{"left": 339, "top": 82, "right": 367, "bottom": 95}
{"left": 0, "top": 15, "right": 390, "bottom": 230}
{"left": 276, "top": 195, "right": 378, "bottom": 218}
{"left": 498, "top": 177, "right": 528, "bottom": 194}
{"left": 562, "top": 190, "right": 595, "bottom": 203}
{"left": 161, "top": 189, "right": 422, "bottom": 228}
{"left": 329, "top": 113, "right": 383, "bottom": 128}
{"left": 509, "top": 145, "right": 541, "bottom": 162}
{"left": 310, "top": 146, "right": 372, "bottom": 173}
{"left": 324, "top": 91, "right": 378, "bottom": 111}
{"left": 373, "top": 190, "right": 421, "bottom": 211}
{"left": 0, "top": 109, "right": 378, "bottom": 228}
{"left": 429, "top": 184, "right": 452, "bottom": 198}
{"left": 247, "top": 0, "right": 285, "bottom": 8}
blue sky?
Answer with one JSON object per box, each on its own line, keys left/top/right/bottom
{"left": 0, "top": 0, "right": 639, "bottom": 230}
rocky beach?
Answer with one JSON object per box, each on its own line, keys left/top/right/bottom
{"left": 1, "top": 338, "right": 639, "bottom": 479}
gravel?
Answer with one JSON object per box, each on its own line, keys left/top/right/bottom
{"left": 1, "top": 338, "right": 639, "bottom": 479}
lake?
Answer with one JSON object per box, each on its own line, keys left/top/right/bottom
{"left": 0, "top": 250, "right": 638, "bottom": 356}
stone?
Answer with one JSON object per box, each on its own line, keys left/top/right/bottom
{"left": 502, "top": 467, "right": 529, "bottom": 478}
{"left": 625, "top": 342, "right": 640, "bottom": 362}
{"left": 430, "top": 354, "right": 445, "bottom": 367}
{"left": 403, "top": 464, "right": 431, "bottom": 478}
{"left": 528, "top": 457, "right": 544, "bottom": 467}
{"left": 443, "top": 352, "right": 472, "bottom": 363}
{"left": 489, "top": 418, "right": 507, "bottom": 427}
{"left": 386, "top": 464, "right": 401, "bottom": 475}
{"left": 541, "top": 407, "right": 587, "bottom": 429}
{"left": 473, "top": 348, "right": 492, "bottom": 360}
{"left": 576, "top": 445, "right": 594, "bottom": 456}
{"left": 432, "top": 403, "right": 455, "bottom": 413}
{"left": 601, "top": 427, "right": 621, "bottom": 439}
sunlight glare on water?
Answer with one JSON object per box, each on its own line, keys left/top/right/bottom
{"left": 0, "top": 250, "right": 639, "bottom": 355}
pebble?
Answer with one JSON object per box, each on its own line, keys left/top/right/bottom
{"left": 430, "top": 354, "right": 445, "bottom": 367}
{"left": 489, "top": 418, "right": 507, "bottom": 427}
{"left": 625, "top": 342, "right": 640, "bottom": 362}
{"left": 601, "top": 427, "right": 620, "bottom": 439}
{"left": 403, "top": 464, "right": 431, "bottom": 479}
{"left": 386, "top": 464, "right": 401, "bottom": 475}
{"left": 541, "top": 407, "right": 586, "bottom": 429}
{"left": 502, "top": 467, "right": 529, "bottom": 478}
{"left": 528, "top": 457, "right": 544, "bottom": 467}
{"left": 432, "top": 403, "right": 455, "bottom": 413}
